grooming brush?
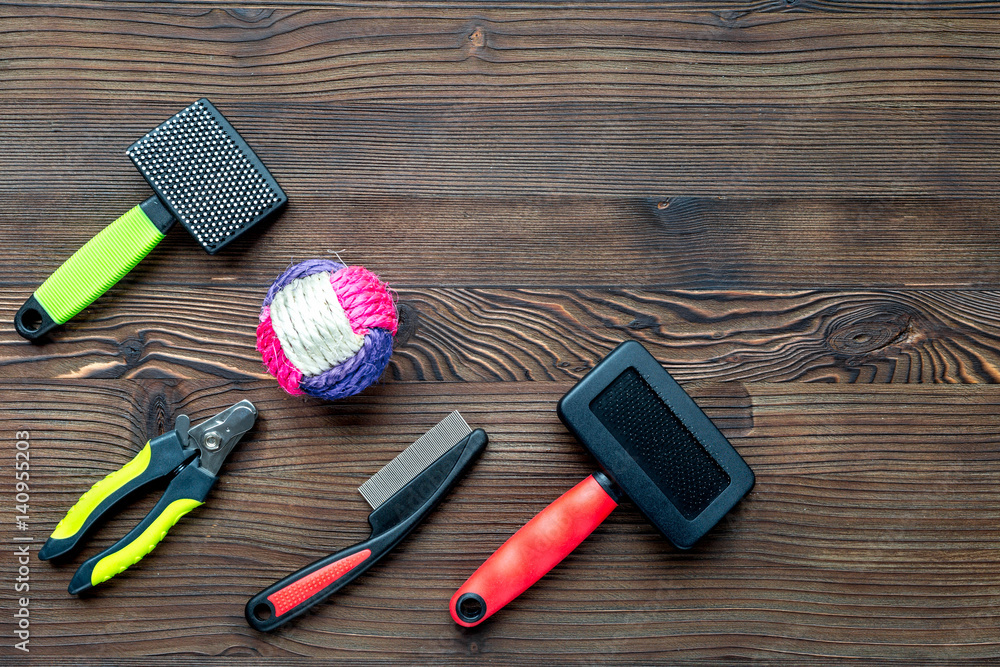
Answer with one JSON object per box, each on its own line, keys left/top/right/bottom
{"left": 15, "top": 98, "right": 287, "bottom": 340}
{"left": 451, "top": 340, "right": 754, "bottom": 626}
{"left": 247, "top": 411, "right": 488, "bottom": 631}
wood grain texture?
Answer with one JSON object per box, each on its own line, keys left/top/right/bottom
{"left": 3, "top": 196, "right": 1000, "bottom": 289}
{"left": 10, "top": 0, "right": 1000, "bottom": 14}
{"left": 5, "top": 196, "right": 1000, "bottom": 292}
{"left": 5, "top": 102, "right": 1000, "bottom": 199}
{"left": 2, "top": 380, "right": 1000, "bottom": 663}
{"left": 4, "top": 9, "right": 1000, "bottom": 200}
{"left": 3, "top": 2, "right": 1000, "bottom": 665}
{"left": 4, "top": 8, "right": 1000, "bottom": 106}
{"left": 4, "top": 288, "right": 1000, "bottom": 383}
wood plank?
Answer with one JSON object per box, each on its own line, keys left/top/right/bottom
{"left": 4, "top": 8, "right": 1000, "bottom": 106}
{"left": 4, "top": 102, "right": 1000, "bottom": 199}
{"left": 9, "top": 1, "right": 1000, "bottom": 14}
{"left": 3, "top": 288, "right": 1000, "bottom": 384}
{"left": 4, "top": 379, "right": 1000, "bottom": 662}
{"left": 4, "top": 196, "right": 999, "bottom": 290}
{"left": 4, "top": 10, "right": 1000, "bottom": 198}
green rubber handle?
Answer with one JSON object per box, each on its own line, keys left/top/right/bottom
{"left": 86, "top": 497, "right": 203, "bottom": 590}
{"left": 50, "top": 443, "right": 153, "bottom": 542}
{"left": 38, "top": 429, "right": 193, "bottom": 562}
{"left": 14, "top": 203, "right": 166, "bottom": 339}
{"left": 68, "top": 463, "right": 216, "bottom": 595}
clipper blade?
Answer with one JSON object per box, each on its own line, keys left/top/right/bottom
{"left": 126, "top": 98, "right": 287, "bottom": 254}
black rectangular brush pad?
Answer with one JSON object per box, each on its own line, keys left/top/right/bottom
{"left": 557, "top": 340, "right": 754, "bottom": 549}
{"left": 126, "top": 98, "right": 287, "bottom": 254}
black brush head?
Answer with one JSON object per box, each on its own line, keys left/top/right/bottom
{"left": 557, "top": 340, "right": 754, "bottom": 549}
{"left": 126, "top": 98, "right": 287, "bottom": 254}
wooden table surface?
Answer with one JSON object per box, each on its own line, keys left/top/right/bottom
{"left": 3, "top": 3, "right": 1000, "bottom": 665}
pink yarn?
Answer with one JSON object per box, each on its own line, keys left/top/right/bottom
{"left": 257, "top": 305, "right": 304, "bottom": 395}
{"left": 330, "top": 266, "right": 398, "bottom": 337}
{"left": 255, "top": 261, "right": 398, "bottom": 400}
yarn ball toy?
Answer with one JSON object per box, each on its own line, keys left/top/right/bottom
{"left": 256, "top": 259, "right": 397, "bottom": 400}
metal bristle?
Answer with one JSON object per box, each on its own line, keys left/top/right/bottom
{"left": 125, "top": 99, "right": 284, "bottom": 252}
{"left": 359, "top": 411, "right": 473, "bottom": 510}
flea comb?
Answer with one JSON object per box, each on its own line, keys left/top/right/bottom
{"left": 15, "top": 98, "right": 287, "bottom": 340}
{"left": 246, "top": 411, "right": 488, "bottom": 631}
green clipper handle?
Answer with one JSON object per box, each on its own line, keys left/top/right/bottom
{"left": 14, "top": 196, "right": 175, "bottom": 340}
{"left": 67, "top": 464, "right": 216, "bottom": 595}
{"left": 38, "top": 428, "right": 191, "bottom": 562}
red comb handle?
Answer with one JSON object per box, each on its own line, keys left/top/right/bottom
{"left": 450, "top": 473, "right": 619, "bottom": 626}
{"left": 267, "top": 549, "right": 371, "bottom": 617}
{"left": 246, "top": 542, "right": 379, "bottom": 631}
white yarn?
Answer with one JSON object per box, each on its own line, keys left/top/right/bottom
{"left": 268, "top": 271, "right": 365, "bottom": 376}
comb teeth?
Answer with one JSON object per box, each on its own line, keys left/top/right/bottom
{"left": 126, "top": 99, "right": 285, "bottom": 252}
{"left": 359, "top": 411, "right": 473, "bottom": 509}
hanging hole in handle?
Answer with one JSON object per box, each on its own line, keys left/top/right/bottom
{"left": 455, "top": 592, "right": 487, "bottom": 623}
{"left": 252, "top": 602, "right": 273, "bottom": 622}
{"left": 14, "top": 295, "right": 59, "bottom": 341}
{"left": 19, "top": 308, "right": 42, "bottom": 332}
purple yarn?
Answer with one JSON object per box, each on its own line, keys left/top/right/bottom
{"left": 298, "top": 328, "right": 394, "bottom": 400}
{"left": 259, "top": 258, "right": 397, "bottom": 401}
{"left": 262, "top": 259, "right": 345, "bottom": 308}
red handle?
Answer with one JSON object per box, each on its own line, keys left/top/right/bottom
{"left": 267, "top": 548, "right": 371, "bottom": 617}
{"left": 450, "top": 474, "right": 618, "bottom": 626}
